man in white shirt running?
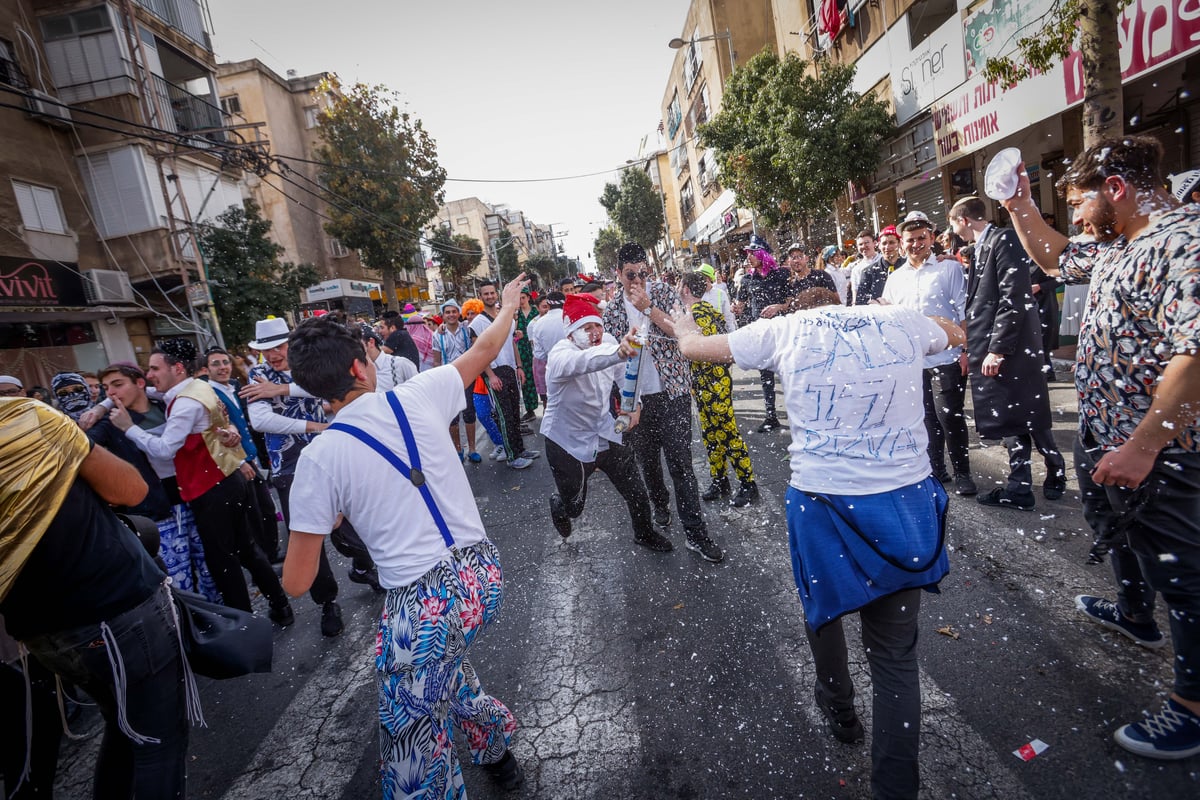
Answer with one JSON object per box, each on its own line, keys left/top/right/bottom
{"left": 281, "top": 275, "right": 531, "bottom": 797}
{"left": 541, "top": 294, "right": 673, "bottom": 552}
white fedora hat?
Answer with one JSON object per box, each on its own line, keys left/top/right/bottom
{"left": 248, "top": 317, "right": 291, "bottom": 350}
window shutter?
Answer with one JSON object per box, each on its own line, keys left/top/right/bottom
{"left": 33, "top": 186, "right": 66, "bottom": 233}
{"left": 78, "top": 147, "right": 156, "bottom": 237}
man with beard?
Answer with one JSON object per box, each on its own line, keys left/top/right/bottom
{"left": 848, "top": 230, "right": 890, "bottom": 305}
{"left": 541, "top": 293, "right": 672, "bottom": 551}
{"left": 948, "top": 196, "right": 1066, "bottom": 509}
{"left": 603, "top": 243, "right": 723, "bottom": 562}
{"left": 1002, "top": 135, "right": 1200, "bottom": 760}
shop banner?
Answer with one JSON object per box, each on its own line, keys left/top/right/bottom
{"left": 935, "top": 0, "right": 1200, "bottom": 164}
{"left": 891, "top": 17, "right": 968, "bottom": 124}
{"left": 304, "top": 278, "right": 381, "bottom": 304}
{"left": 0, "top": 257, "right": 87, "bottom": 307}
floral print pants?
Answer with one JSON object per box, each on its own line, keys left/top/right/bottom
{"left": 376, "top": 539, "right": 515, "bottom": 799}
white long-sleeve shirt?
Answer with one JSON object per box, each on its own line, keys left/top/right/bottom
{"left": 124, "top": 378, "right": 210, "bottom": 462}
{"left": 540, "top": 336, "right": 626, "bottom": 463}
{"left": 529, "top": 309, "right": 565, "bottom": 360}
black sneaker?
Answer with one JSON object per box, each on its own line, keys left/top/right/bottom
{"left": 483, "top": 749, "right": 524, "bottom": 790}
{"left": 549, "top": 494, "right": 572, "bottom": 539}
{"left": 756, "top": 416, "right": 781, "bottom": 433}
{"left": 815, "top": 688, "right": 865, "bottom": 744}
{"left": 954, "top": 474, "right": 978, "bottom": 496}
{"left": 654, "top": 507, "right": 671, "bottom": 528}
{"left": 518, "top": 424, "right": 534, "bottom": 436}
{"left": 685, "top": 533, "right": 724, "bottom": 563}
{"left": 1074, "top": 595, "right": 1166, "bottom": 649}
{"left": 1114, "top": 699, "right": 1200, "bottom": 760}
{"left": 268, "top": 598, "right": 295, "bottom": 627}
{"left": 730, "top": 480, "right": 759, "bottom": 508}
{"left": 521, "top": 410, "right": 536, "bottom": 422}
{"left": 634, "top": 529, "right": 674, "bottom": 552}
{"left": 1043, "top": 477, "right": 1067, "bottom": 501}
{"left": 348, "top": 566, "right": 385, "bottom": 593}
{"left": 932, "top": 469, "right": 953, "bottom": 484}
{"left": 976, "top": 487, "right": 1034, "bottom": 510}
{"left": 701, "top": 476, "right": 731, "bottom": 502}
{"left": 320, "top": 601, "right": 344, "bottom": 637}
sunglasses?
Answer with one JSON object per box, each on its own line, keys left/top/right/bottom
{"left": 623, "top": 270, "right": 648, "bottom": 281}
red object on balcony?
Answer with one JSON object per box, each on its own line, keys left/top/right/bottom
{"left": 819, "top": 0, "right": 843, "bottom": 39}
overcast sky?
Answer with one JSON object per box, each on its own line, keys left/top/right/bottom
{"left": 205, "top": 0, "right": 691, "bottom": 270}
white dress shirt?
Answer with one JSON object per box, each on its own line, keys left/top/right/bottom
{"left": 541, "top": 336, "right": 626, "bottom": 463}
{"left": 124, "top": 378, "right": 211, "bottom": 461}
{"left": 881, "top": 255, "right": 966, "bottom": 367}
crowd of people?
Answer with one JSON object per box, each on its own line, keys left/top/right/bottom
{"left": 0, "top": 136, "right": 1197, "bottom": 799}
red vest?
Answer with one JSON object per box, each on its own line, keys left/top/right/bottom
{"left": 169, "top": 380, "right": 246, "bottom": 502}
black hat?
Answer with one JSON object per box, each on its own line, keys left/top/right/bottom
{"left": 617, "top": 243, "right": 647, "bottom": 265}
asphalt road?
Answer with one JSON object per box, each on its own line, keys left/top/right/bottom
{"left": 53, "top": 367, "right": 1199, "bottom": 799}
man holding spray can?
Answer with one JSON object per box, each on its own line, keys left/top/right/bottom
{"left": 540, "top": 294, "right": 673, "bottom": 551}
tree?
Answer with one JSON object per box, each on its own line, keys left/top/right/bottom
{"left": 522, "top": 253, "right": 559, "bottom": 290}
{"left": 313, "top": 79, "right": 446, "bottom": 311}
{"left": 981, "top": 0, "right": 1123, "bottom": 146}
{"left": 428, "top": 227, "right": 483, "bottom": 299}
{"left": 698, "top": 50, "right": 893, "bottom": 231}
{"left": 494, "top": 229, "right": 521, "bottom": 281}
{"left": 200, "top": 200, "right": 319, "bottom": 347}
{"left": 598, "top": 168, "right": 664, "bottom": 251}
{"left": 593, "top": 226, "right": 622, "bottom": 274}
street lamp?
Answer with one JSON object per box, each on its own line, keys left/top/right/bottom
{"left": 668, "top": 29, "right": 735, "bottom": 75}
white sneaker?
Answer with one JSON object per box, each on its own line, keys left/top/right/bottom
{"left": 508, "top": 456, "right": 534, "bottom": 470}
{"left": 489, "top": 445, "right": 505, "bottom": 461}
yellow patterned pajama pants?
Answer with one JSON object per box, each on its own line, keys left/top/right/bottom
{"left": 691, "top": 364, "right": 754, "bottom": 484}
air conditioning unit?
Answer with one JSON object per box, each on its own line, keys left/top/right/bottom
{"left": 82, "top": 269, "right": 135, "bottom": 304}
{"left": 26, "top": 89, "right": 73, "bottom": 128}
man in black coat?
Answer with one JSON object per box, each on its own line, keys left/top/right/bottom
{"left": 949, "top": 196, "right": 1067, "bottom": 509}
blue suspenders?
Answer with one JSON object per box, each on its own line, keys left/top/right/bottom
{"left": 327, "top": 392, "right": 456, "bottom": 549}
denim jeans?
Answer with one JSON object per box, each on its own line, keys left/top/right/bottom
{"left": 805, "top": 589, "right": 922, "bottom": 800}
{"left": 22, "top": 583, "right": 188, "bottom": 799}
{"left": 1075, "top": 436, "right": 1200, "bottom": 701}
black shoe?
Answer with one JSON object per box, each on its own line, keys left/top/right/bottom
{"left": 954, "top": 474, "right": 978, "bottom": 496}
{"left": 519, "top": 425, "right": 534, "bottom": 436}
{"left": 483, "top": 749, "right": 524, "bottom": 791}
{"left": 815, "top": 688, "right": 864, "bottom": 744}
{"left": 730, "top": 480, "right": 759, "bottom": 508}
{"left": 1043, "top": 477, "right": 1067, "bottom": 501}
{"left": 268, "top": 598, "right": 295, "bottom": 627}
{"left": 654, "top": 507, "right": 671, "bottom": 527}
{"left": 976, "top": 487, "right": 1035, "bottom": 510}
{"left": 756, "top": 416, "right": 781, "bottom": 433}
{"left": 521, "top": 410, "right": 536, "bottom": 422}
{"left": 701, "top": 476, "right": 731, "bottom": 502}
{"left": 348, "top": 566, "right": 385, "bottom": 593}
{"left": 320, "top": 601, "right": 344, "bottom": 637}
{"left": 685, "top": 533, "right": 724, "bottom": 563}
{"left": 932, "top": 469, "right": 953, "bottom": 484}
{"left": 549, "top": 494, "right": 572, "bottom": 539}
{"left": 634, "top": 529, "right": 674, "bottom": 552}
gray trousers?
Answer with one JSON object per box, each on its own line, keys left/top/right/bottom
{"left": 804, "top": 589, "right": 922, "bottom": 800}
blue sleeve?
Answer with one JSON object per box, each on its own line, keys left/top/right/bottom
{"left": 215, "top": 388, "right": 257, "bottom": 462}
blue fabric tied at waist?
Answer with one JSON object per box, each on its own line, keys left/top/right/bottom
{"left": 786, "top": 476, "right": 950, "bottom": 631}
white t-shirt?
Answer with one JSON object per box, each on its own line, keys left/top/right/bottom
{"left": 374, "top": 351, "right": 418, "bottom": 394}
{"left": 541, "top": 335, "right": 625, "bottom": 462}
{"left": 469, "top": 311, "right": 517, "bottom": 370}
{"left": 702, "top": 283, "right": 737, "bottom": 331}
{"left": 528, "top": 309, "right": 565, "bottom": 360}
{"left": 728, "top": 305, "right": 948, "bottom": 495}
{"left": 288, "top": 365, "right": 486, "bottom": 588}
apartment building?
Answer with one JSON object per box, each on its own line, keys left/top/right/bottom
{"left": 216, "top": 59, "right": 388, "bottom": 316}
{"left": 1, "top": 0, "right": 249, "bottom": 389}
{"left": 428, "top": 197, "right": 555, "bottom": 300}
{"left": 658, "top": 0, "right": 777, "bottom": 270}
{"left": 773, "top": 0, "right": 1199, "bottom": 234}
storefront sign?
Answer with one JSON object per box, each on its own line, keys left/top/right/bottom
{"left": 935, "top": 0, "right": 1200, "bottom": 164}
{"left": 0, "top": 256, "right": 87, "bottom": 307}
{"left": 891, "top": 18, "right": 968, "bottom": 124}
{"left": 303, "top": 278, "right": 381, "bottom": 304}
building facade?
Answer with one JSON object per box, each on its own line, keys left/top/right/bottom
{"left": 1, "top": 0, "right": 251, "bottom": 389}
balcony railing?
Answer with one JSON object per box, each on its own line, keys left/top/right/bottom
{"left": 134, "top": 0, "right": 211, "bottom": 50}
{"left": 152, "top": 75, "right": 226, "bottom": 144}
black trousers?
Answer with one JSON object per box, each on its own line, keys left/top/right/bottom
{"left": 1003, "top": 428, "right": 1066, "bottom": 496}
{"left": 489, "top": 365, "right": 525, "bottom": 459}
{"left": 759, "top": 370, "right": 777, "bottom": 417}
{"left": 545, "top": 436, "right": 656, "bottom": 538}
{"left": 922, "top": 363, "right": 970, "bottom": 476}
{"left": 246, "top": 471, "right": 280, "bottom": 560}
{"left": 629, "top": 391, "right": 706, "bottom": 536}
{"left": 276, "top": 472, "right": 340, "bottom": 606}
{"left": 189, "top": 471, "right": 285, "bottom": 611}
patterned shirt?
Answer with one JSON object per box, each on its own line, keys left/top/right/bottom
{"left": 602, "top": 281, "right": 692, "bottom": 399}
{"left": 1059, "top": 205, "right": 1200, "bottom": 451}
{"left": 247, "top": 362, "right": 325, "bottom": 475}
{"left": 687, "top": 300, "right": 731, "bottom": 388}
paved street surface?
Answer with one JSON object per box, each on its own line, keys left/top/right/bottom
{"left": 55, "top": 368, "right": 1199, "bottom": 799}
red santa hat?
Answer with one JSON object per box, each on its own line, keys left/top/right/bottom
{"left": 563, "top": 293, "right": 603, "bottom": 336}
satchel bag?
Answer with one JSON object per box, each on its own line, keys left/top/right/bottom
{"left": 169, "top": 585, "right": 273, "bottom": 680}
